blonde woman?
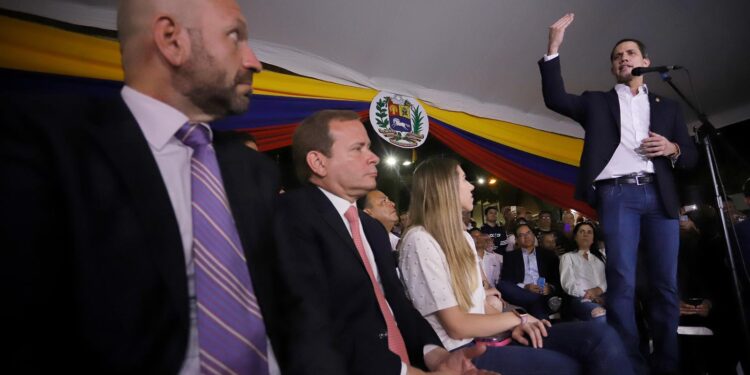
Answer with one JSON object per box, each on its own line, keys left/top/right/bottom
{"left": 398, "top": 158, "right": 633, "bottom": 375}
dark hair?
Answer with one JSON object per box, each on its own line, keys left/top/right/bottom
{"left": 610, "top": 38, "right": 648, "bottom": 61}
{"left": 539, "top": 210, "right": 552, "bottom": 218}
{"left": 468, "top": 227, "right": 482, "bottom": 235}
{"left": 515, "top": 223, "right": 536, "bottom": 237}
{"left": 743, "top": 177, "right": 750, "bottom": 198}
{"left": 484, "top": 206, "right": 498, "bottom": 216}
{"left": 292, "top": 110, "right": 361, "bottom": 183}
{"left": 571, "top": 222, "right": 605, "bottom": 262}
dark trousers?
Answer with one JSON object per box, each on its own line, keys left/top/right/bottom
{"left": 459, "top": 321, "right": 634, "bottom": 375}
{"left": 597, "top": 183, "right": 680, "bottom": 375}
{"left": 498, "top": 280, "right": 551, "bottom": 319}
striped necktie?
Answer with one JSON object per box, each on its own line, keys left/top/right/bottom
{"left": 176, "top": 123, "right": 268, "bottom": 374}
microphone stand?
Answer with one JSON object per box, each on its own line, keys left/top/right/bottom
{"left": 659, "top": 71, "right": 750, "bottom": 360}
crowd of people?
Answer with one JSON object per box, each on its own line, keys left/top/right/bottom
{"left": 4, "top": 1, "right": 749, "bottom": 374}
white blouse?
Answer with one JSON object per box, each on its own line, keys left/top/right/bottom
{"left": 559, "top": 250, "right": 607, "bottom": 298}
{"left": 399, "top": 226, "right": 485, "bottom": 350}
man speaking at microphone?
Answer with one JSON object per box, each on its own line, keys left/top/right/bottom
{"left": 538, "top": 13, "right": 697, "bottom": 375}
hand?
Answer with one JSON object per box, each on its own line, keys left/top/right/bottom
{"left": 583, "top": 287, "right": 603, "bottom": 300}
{"left": 542, "top": 284, "right": 552, "bottom": 296}
{"left": 547, "top": 13, "right": 575, "bottom": 56}
{"left": 424, "top": 345, "right": 500, "bottom": 375}
{"left": 524, "top": 284, "right": 542, "bottom": 294}
{"left": 511, "top": 318, "right": 552, "bottom": 348}
{"left": 640, "top": 131, "right": 678, "bottom": 158}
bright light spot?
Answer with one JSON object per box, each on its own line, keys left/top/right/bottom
{"left": 477, "top": 178, "right": 486, "bottom": 185}
{"left": 385, "top": 156, "right": 398, "bottom": 166}
{"left": 488, "top": 178, "right": 497, "bottom": 185}
{"left": 402, "top": 160, "right": 412, "bottom": 166}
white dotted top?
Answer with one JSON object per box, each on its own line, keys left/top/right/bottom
{"left": 399, "top": 226, "right": 485, "bottom": 350}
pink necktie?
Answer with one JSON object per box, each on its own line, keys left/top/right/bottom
{"left": 344, "top": 206, "right": 410, "bottom": 365}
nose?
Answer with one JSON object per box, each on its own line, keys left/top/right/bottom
{"left": 243, "top": 43, "right": 263, "bottom": 73}
{"left": 368, "top": 150, "right": 380, "bottom": 165}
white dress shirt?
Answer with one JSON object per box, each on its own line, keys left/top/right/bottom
{"left": 121, "top": 86, "right": 279, "bottom": 375}
{"left": 559, "top": 250, "right": 607, "bottom": 298}
{"left": 596, "top": 84, "right": 654, "bottom": 180}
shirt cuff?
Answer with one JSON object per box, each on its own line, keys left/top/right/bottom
{"left": 543, "top": 53, "right": 559, "bottom": 62}
{"left": 400, "top": 362, "right": 407, "bottom": 375}
{"left": 516, "top": 282, "right": 525, "bottom": 288}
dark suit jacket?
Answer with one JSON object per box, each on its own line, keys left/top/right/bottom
{"left": 539, "top": 57, "right": 698, "bottom": 218}
{"left": 272, "top": 186, "right": 442, "bottom": 374}
{"left": 1, "top": 92, "right": 283, "bottom": 373}
{"left": 500, "top": 247, "right": 561, "bottom": 292}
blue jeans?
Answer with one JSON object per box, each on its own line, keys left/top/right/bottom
{"left": 567, "top": 296, "right": 606, "bottom": 323}
{"left": 459, "top": 321, "right": 633, "bottom": 375}
{"left": 597, "top": 183, "right": 679, "bottom": 374}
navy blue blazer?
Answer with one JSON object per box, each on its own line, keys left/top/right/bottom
{"left": 539, "top": 57, "right": 698, "bottom": 218}
{"left": 1, "top": 91, "right": 283, "bottom": 373}
{"left": 273, "top": 186, "right": 442, "bottom": 374}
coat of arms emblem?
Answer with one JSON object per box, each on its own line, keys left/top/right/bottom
{"left": 369, "top": 92, "right": 428, "bottom": 148}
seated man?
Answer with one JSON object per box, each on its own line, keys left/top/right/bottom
{"left": 499, "top": 224, "right": 562, "bottom": 319}
{"left": 272, "top": 110, "right": 490, "bottom": 374}
{"left": 360, "top": 189, "right": 400, "bottom": 251}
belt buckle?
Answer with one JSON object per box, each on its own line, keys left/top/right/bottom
{"left": 635, "top": 175, "right": 646, "bottom": 185}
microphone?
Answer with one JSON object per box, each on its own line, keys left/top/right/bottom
{"left": 631, "top": 65, "right": 682, "bottom": 76}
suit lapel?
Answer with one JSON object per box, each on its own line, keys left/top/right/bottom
{"left": 308, "top": 187, "right": 360, "bottom": 254}
{"left": 88, "top": 97, "right": 188, "bottom": 313}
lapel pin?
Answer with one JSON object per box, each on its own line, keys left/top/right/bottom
{"left": 655, "top": 97, "right": 661, "bottom": 103}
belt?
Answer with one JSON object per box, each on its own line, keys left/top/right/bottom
{"left": 596, "top": 173, "right": 655, "bottom": 186}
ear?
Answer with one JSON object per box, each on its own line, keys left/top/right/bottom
{"left": 153, "top": 15, "right": 190, "bottom": 67}
{"left": 306, "top": 151, "right": 328, "bottom": 178}
{"left": 642, "top": 57, "right": 651, "bottom": 68}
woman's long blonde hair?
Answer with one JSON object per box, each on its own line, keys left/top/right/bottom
{"left": 405, "top": 157, "right": 478, "bottom": 310}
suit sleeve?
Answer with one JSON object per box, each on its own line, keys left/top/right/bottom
{"left": 271, "top": 197, "right": 350, "bottom": 375}
{"left": 539, "top": 56, "right": 588, "bottom": 127}
{"left": 0, "top": 94, "right": 71, "bottom": 370}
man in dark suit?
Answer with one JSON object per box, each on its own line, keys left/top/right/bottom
{"left": 498, "top": 224, "right": 562, "bottom": 319}
{"left": 539, "top": 13, "right": 698, "bottom": 375}
{"left": 273, "top": 110, "right": 490, "bottom": 374}
{"left": 1, "top": 0, "right": 284, "bottom": 373}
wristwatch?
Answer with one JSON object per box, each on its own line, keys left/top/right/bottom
{"left": 512, "top": 307, "right": 529, "bottom": 325}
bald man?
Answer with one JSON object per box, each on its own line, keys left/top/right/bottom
{"left": 361, "top": 190, "right": 400, "bottom": 250}
{"left": 2, "top": 0, "right": 284, "bottom": 373}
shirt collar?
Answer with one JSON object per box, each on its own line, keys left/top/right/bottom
{"left": 614, "top": 83, "right": 649, "bottom": 96}
{"left": 121, "top": 85, "right": 194, "bottom": 150}
{"left": 318, "top": 187, "right": 357, "bottom": 217}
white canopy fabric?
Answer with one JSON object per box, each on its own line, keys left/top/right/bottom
{"left": 2, "top": 0, "right": 749, "bottom": 138}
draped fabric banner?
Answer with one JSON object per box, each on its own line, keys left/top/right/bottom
{"left": 0, "top": 14, "right": 595, "bottom": 216}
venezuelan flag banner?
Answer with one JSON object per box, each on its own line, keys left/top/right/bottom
{"left": 0, "top": 14, "right": 592, "bottom": 216}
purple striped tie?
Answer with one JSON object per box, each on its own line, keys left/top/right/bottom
{"left": 176, "top": 123, "right": 268, "bottom": 375}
